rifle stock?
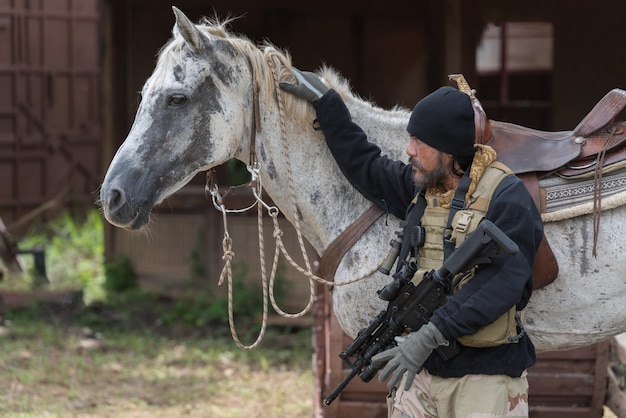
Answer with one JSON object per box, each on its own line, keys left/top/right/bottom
{"left": 323, "top": 220, "right": 518, "bottom": 406}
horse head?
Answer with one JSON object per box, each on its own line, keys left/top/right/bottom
{"left": 100, "top": 7, "right": 255, "bottom": 229}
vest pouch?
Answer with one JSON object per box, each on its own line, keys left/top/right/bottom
{"left": 457, "top": 306, "right": 518, "bottom": 347}
{"left": 453, "top": 271, "right": 520, "bottom": 348}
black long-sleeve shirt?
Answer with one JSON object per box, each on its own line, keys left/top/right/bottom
{"left": 313, "top": 90, "right": 543, "bottom": 377}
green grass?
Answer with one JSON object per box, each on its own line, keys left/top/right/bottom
{"left": 0, "top": 297, "right": 314, "bottom": 417}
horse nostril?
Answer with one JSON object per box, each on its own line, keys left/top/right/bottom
{"left": 106, "top": 188, "right": 126, "bottom": 212}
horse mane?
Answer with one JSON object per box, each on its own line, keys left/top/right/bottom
{"left": 157, "top": 15, "right": 410, "bottom": 128}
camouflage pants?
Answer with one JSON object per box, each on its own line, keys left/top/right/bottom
{"left": 387, "top": 369, "right": 529, "bottom": 418}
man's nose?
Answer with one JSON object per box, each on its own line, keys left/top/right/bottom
{"left": 406, "top": 139, "right": 417, "bottom": 157}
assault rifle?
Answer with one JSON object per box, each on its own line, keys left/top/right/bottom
{"left": 323, "top": 220, "right": 519, "bottom": 406}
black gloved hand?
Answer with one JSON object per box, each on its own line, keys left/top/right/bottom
{"left": 279, "top": 68, "right": 329, "bottom": 103}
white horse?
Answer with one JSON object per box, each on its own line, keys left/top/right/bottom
{"left": 100, "top": 7, "right": 626, "bottom": 352}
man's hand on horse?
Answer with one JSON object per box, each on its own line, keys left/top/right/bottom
{"left": 371, "top": 322, "right": 449, "bottom": 391}
{"left": 279, "top": 68, "right": 329, "bottom": 103}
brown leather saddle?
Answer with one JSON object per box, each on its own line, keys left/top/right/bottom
{"left": 471, "top": 87, "right": 626, "bottom": 289}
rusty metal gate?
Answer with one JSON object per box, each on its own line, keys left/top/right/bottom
{"left": 0, "top": 0, "right": 101, "bottom": 231}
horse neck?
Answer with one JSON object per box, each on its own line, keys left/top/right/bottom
{"left": 251, "top": 86, "right": 410, "bottom": 255}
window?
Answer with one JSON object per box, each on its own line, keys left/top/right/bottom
{"left": 476, "top": 22, "right": 554, "bottom": 129}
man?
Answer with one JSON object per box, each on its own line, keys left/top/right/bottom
{"left": 280, "top": 69, "right": 543, "bottom": 417}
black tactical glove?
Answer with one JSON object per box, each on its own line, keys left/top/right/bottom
{"left": 279, "top": 68, "right": 329, "bottom": 103}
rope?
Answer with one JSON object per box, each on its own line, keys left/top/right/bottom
{"left": 210, "top": 180, "right": 266, "bottom": 350}
{"left": 208, "top": 56, "right": 382, "bottom": 349}
{"left": 267, "top": 57, "right": 323, "bottom": 318}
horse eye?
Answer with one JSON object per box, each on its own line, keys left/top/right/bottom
{"left": 168, "top": 94, "right": 187, "bottom": 106}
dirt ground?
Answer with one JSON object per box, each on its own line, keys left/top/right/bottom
{"left": 0, "top": 294, "right": 314, "bottom": 417}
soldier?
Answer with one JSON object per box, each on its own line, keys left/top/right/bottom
{"left": 281, "top": 69, "right": 543, "bottom": 417}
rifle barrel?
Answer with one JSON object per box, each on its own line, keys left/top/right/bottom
{"left": 323, "top": 367, "right": 360, "bottom": 405}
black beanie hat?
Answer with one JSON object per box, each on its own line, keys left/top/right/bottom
{"left": 407, "top": 86, "right": 476, "bottom": 157}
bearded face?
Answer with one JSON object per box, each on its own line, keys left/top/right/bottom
{"left": 410, "top": 152, "right": 451, "bottom": 189}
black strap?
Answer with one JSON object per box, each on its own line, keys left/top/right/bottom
{"left": 395, "top": 191, "right": 426, "bottom": 273}
{"left": 443, "top": 166, "right": 472, "bottom": 259}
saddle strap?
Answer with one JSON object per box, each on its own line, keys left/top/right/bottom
{"left": 532, "top": 235, "right": 559, "bottom": 290}
{"left": 319, "top": 204, "right": 385, "bottom": 281}
{"left": 518, "top": 172, "right": 559, "bottom": 289}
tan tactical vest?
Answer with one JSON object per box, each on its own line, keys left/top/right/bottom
{"left": 412, "top": 161, "right": 520, "bottom": 348}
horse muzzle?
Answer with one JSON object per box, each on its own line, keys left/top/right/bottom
{"left": 100, "top": 184, "right": 152, "bottom": 230}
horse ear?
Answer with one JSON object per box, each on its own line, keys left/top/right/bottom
{"left": 172, "top": 6, "right": 208, "bottom": 54}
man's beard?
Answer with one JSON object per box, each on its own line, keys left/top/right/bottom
{"left": 411, "top": 154, "right": 450, "bottom": 189}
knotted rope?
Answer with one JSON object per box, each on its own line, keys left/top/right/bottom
{"left": 206, "top": 55, "right": 381, "bottom": 349}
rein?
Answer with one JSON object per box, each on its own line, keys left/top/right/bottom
{"left": 207, "top": 53, "right": 382, "bottom": 349}
{"left": 591, "top": 125, "right": 617, "bottom": 256}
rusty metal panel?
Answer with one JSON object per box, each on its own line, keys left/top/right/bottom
{"left": 0, "top": 0, "right": 101, "bottom": 229}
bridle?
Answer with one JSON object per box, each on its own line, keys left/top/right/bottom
{"left": 205, "top": 50, "right": 383, "bottom": 349}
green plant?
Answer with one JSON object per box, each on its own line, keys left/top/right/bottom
{"left": 104, "top": 255, "right": 137, "bottom": 293}
{"left": 226, "top": 158, "right": 249, "bottom": 186}
{"left": 162, "top": 262, "right": 288, "bottom": 330}
{"left": 15, "top": 210, "right": 105, "bottom": 302}
{"left": 188, "top": 229, "right": 207, "bottom": 279}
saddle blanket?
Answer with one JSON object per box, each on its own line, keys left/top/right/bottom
{"left": 540, "top": 167, "right": 626, "bottom": 222}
